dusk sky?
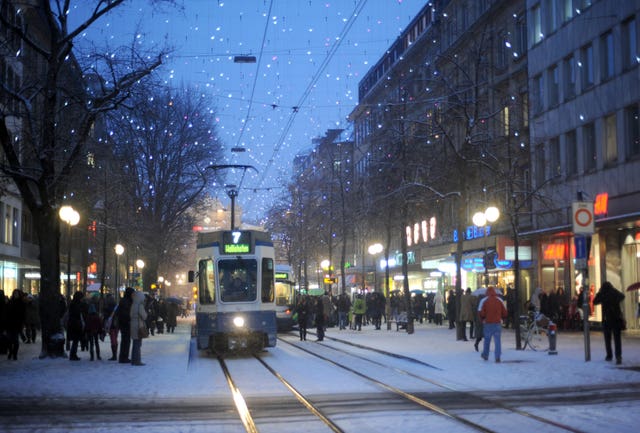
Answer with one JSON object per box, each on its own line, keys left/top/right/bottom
{"left": 72, "top": 0, "right": 428, "bottom": 221}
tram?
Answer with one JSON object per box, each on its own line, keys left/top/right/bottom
{"left": 189, "top": 229, "right": 277, "bottom": 353}
{"left": 274, "top": 264, "right": 296, "bottom": 331}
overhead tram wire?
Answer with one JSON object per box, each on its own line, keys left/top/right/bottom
{"left": 233, "top": 0, "right": 274, "bottom": 153}
{"left": 249, "top": 0, "right": 370, "bottom": 202}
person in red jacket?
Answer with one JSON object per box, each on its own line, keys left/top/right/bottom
{"left": 479, "top": 286, "right": 507, "bottom": 363}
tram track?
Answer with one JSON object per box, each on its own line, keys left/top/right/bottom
{"left": 276, "top": 334, "right": 640, "bottom": 433}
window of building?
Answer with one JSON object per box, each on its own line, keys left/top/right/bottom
{"left": 535, "top": 144, "right": 546, "bottom": 187}
{"left": 560, "top": 0, "right": 573, "bottom": 23}
{"left": 544, "top": 0, "right": 558, "bottom": 34}
{"left": 565, "top": 130, "right": 578, "bottom": 176}
{"left": 580, "top": 43, "right": 594, "bottom": 89}
{"left": 563, "top": 55, "right": 576, "bottom": 100}
{"left": 583, "top": 122, "right": 597, "bottom": 171}
{"left": 626, "top": 104, "right": 640, "bottom": 158}
{"left": 600, "top": 31, "right": 615, "bottom": 81}
{"left": 622, "top": 17, "right": 637, "bottom": 70}
{"left": 533, "top": 74, "right": 544, "bottom": 113}
{"left": 515, "top": 14, "right": 527, "bottom": 59}
{"left": 532, "top": 4, "right": 543, "bottom": 45}
{"left": 604, "top": 113, "right": 618, "bottom": 164}
{"left": 3, "top": 203, "right": 13, "bottom": 245}
{"left": 548, "top": 65, "right": 559, "bottom": 106}
{"left": 501, "top": 106, "right": 510, "bottom": 136}
{"left": 549, "top": 137, "right": 561, "bottom": 178}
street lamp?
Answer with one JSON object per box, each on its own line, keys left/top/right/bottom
{"left": 135, "top": 259, "right": 145, "bottom": 289}
{"left": 472, "top": 206, "right": 500, "bottom": 286}
{"left": 368, "top": 243, "right": 383, "bottom": 292}
{"left": 158, "top": 276, "right": 164, "bottom": 298}
{"left": 114, "top": 244, "right": 124, "bottom": 295}
{"left": 59, "top": 205, "right": 80, "bottom": 299}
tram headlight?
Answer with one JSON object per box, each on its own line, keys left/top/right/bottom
{"left": 232, "top": 316, "right": 245, "bottom": 328}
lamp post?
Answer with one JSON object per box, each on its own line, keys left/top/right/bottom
{"left": 368, "top": 243, "right": 383, "bottom": 292}
{"left": 114, "top": 244, "right": 124, "bottom": 295}
{"left": 472, "top": 206, "right": 500, "bottom": 286}
{"left": 59, "top": 205, "right": 80, "bottom": 299}
{"left": 320, "top": 259, "right": 331, "bottom": 294}
{"left": 158, "top": 276, "right": 164, "bottom": 298}
{"left": 135, "top": 259, "right": 145, "bottom": 290}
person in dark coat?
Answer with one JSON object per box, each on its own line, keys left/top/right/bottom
{"left": 24, "top": 295, "right": 39, "bottom": 344}
{"left": 5, "top": 289, "right": 26, "bottom": 360}
{"left": 117, "top": 287, "right": 135, "bottom": 363}
{"left": 85, "top": 303, "right": 103, "bottom": 361}
{"left": 67, "top": 291, "right": 85, "bottom": 361}
{"left": 446, "top": 289, "right": 456, "bottom": 329}
{"left": 295, "top": 296, "right": 310, "bottom": 341}
{"left": 103, "top": 294, "right": 119, "bottom": 361}
{"left": 166, "top": 301, "right": 178, "bottom": 333}
{"left": 314, "top": 296, "right": 325, "bottom": 341}
{"left": 593, "top": 281, "right": 626, "bottom": 364}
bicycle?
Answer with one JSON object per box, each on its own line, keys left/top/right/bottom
{"left": 519, "top": 309, "right": 550, "bottom": 351}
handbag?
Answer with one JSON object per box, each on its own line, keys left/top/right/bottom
{"left": 139, "top": 323, "right": 149, "bottom": 339}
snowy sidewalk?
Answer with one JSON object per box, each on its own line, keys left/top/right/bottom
{"left": 1, "top": 316, "right": 639, "bottom": 399}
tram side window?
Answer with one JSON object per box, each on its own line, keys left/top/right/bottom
{"left": 261, "top": 258, "right": 274, "bottom": 303}
{"left": 198, "top": 259, "right": 215, "bottom": 304}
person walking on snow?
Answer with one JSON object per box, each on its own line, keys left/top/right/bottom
{"left": 479, "top": 286, "right": 507, "bottom": 363}
{"left": 593, "top": 281, "right": 625, "bottom": 364}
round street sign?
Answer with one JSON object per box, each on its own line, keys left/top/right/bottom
{"left": 572, "top": 202, "right": 594, "bottom": 234}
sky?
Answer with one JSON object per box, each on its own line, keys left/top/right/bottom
{"left": 69, "top": 0, "right": 430, "bottom": 222}
{"left": 2, "top": 318, "right": 640, "bottom": 432}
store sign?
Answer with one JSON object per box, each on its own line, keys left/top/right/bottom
{"left": 594, "top": 193, "right": 608, "bottom": 216}
{"left": 406, "top": 216, "right": 437, "bottom": 246}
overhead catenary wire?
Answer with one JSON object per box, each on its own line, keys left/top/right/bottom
{"left": 247, "top": 0, "right": 370, "bottom": 206}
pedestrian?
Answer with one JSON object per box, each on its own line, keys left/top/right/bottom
{"left": 23, "top": 295, "right": 39, "bottom": 344}
{"left": 446, "top": 289, "right": 456, "bottom": 329}
{"left": 371, "top": 292, "right": 384, "bottom": 330}
{"left": 314, "top": 296, "right": 325, "bottom": 341}
{"left": 67, "top": 291, "right": 85, "bottom": 361}
{"left": 352, "top": 293, "right": 366, "bottom": 331}
{"left": 85, "top": 304, "right": 103, "bottom": 361}
{"left": 336, "top": 292, "right": 351, "bottom": 330}
{"left": 472, "top": 294, "right": 484, "bottom": 352}
{"left": 479, "top": 286, "right": 507, "bottom": 363}
{"left": 166, "top": 301, "right": 178, "bottom": 333}
{"left": 103, "top": 294, "right": 119, "bottom": 361}
{"left": 117, "top": 287, "right": 135, "bottom": 363}
{"left": 295, "top": 296, "right": 310, "bottom": 341}
{"left": 593, "top": 281, "right": 626, "bottom": 364}
{"left": 434, "top": 290, "right": 444, "bottom": 326}
{"left": 5, "top": 289, "right": 26, "bottom": 360}
{"left": 130, "top": 290, "right": 148, "bottom": 366}
{"left": 459, "top": 288, "right": 475, "bottom": 340}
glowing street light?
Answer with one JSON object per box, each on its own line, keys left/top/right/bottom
{"left": 114, "top": 244, "right": 124, "bottom": 293}
{"left": 59, "top": 205, "right": 80, "bottom": 298}
{"left": 472, "top": 206, "right": 500, "bottom": 285}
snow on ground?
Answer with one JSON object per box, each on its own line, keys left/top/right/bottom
{"left": 1, "top": 316, "right": 639, "bottom": 432}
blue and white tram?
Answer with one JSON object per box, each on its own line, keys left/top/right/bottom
{"left": 189, "top": 229, "right": 277, "bottom": 353}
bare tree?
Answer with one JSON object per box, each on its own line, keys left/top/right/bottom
{"left": 106, "top": 83, "right": 223, "bottom": 295}
{"left": 0, "top": 0, "right": 172, "bottom": 357}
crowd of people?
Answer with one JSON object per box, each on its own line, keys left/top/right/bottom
{"left": 290, "top": 281, "right": 627, "bottom": 364}
{"left": 0, "top": 287, "right": 182, "bottom": 364}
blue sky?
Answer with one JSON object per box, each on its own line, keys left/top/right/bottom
{"left": 72, "top": 0, "right": 428, "bottom": 221}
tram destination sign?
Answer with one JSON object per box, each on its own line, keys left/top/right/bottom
{"left": 222, "top": 230, "right": 252, "bottom": 254}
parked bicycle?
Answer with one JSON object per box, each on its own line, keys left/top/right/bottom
{"left": 519, "top": 308, "right": 550, "bottom": 351}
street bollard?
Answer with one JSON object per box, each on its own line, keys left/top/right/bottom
{"left": 548, "top": 322, "right": 558, "bottom": 355}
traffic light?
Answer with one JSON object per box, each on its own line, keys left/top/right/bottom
{"left": 192, "top": 286, "right": 198, "bottom": 301}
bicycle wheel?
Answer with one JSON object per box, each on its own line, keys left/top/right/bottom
{"left": 527, "top": 324, "right": 548, "bottom": 351}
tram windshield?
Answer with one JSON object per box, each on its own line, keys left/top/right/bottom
{"left": 219, "top": 258, "right": 257, "bottom": 302}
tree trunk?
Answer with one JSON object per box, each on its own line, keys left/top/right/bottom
{"left": 35, "top": 208, "right": 64, "bottom": 358}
